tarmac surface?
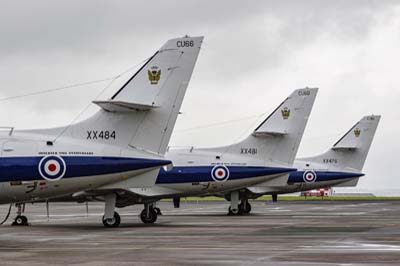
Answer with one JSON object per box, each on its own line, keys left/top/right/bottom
{"left": 0, "top": 200, "right": 399, "bottom": 266}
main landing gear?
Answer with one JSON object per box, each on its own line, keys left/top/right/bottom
{"left": 272, "top": 194, "right": 278, "bottom": 203}
{"left": 228, "top": 199, "right": 252, "bottom": 215}
{"left": 154, "top": 207, "right": 162, "bottom": 215}
{"left": 102, "top": 212, "right": 121, "bottom": 227}
{"left": 240, "top": 200, "right": 252, "bottom": 214}
{"left": 227, "top": 191, "right": 252, "bottom": 215}
{"left": 152, "top": 201, "right": 162, "bottom": 215}
{"left": 101, "top": 194, "right": 160, "bottom": 227}
{"left": 12, "top": 203, "right": 29, "bottom": 226}
{"left": 140, "top": 203, "right": 158, "bottom": 224}
{"left": 102, "top": 193, "right": 121, "bottom": 228}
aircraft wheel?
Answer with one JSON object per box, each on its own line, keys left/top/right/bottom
{"left": 240, "top": 201, "right": 252, "bottom": 214}
{"left": 102, "top": 212, "right": 121, "bottom": 228}
{"left": 12, "top": 215, "right": 28, "bottom": 226}
{"left": 228, "top": 206, "right": 241, "bottom": 215}
{"left": 140, "top": 208, "right": 158, "bottom": 224}
{"left": 154, "top": 207, "right": 162, "bottom": 215}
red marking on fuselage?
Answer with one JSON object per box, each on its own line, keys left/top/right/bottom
{"left": 48, "top": 164, "right": 57, "bottom": 172}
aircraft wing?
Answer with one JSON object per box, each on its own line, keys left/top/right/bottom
{"left": 246, "top": 173, "right": 290, "bottom": 194}
{"left": 128, "top": 186, "right": 184, "bottom": 197}
{"left": 98, "top": 168, "right": 162, "bottom": 189}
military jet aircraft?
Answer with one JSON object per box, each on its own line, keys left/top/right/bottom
{"left": 238, "top": 114, "right": 381, "bottom": 211}
{"left": 63, "top": 88, "right": 317, "bottom": 225}
{"left": 144, "top": 106, "right": 379, "bottom": 218}
{"left": 0, "top": 35, "right": 204, "bottom": 226}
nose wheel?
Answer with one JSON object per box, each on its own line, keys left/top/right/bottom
{"left": 12, "top": 203, "right": 29, "bottom": 226}
{"left": 12, "top": 215, "right": 28, "bottom": 226}
{"left": 102, "top": 212, "right": 121, "bottom": 228}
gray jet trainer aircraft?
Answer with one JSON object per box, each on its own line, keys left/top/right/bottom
{"left": 54, "top": 88, "right": 318, "bottom": 226}
{"left": 1, "top": 36, "right": 379, "bottom": 227}
{"left": 0, "top": 36, "right": 204, "bottom": 226}
{"left": 222, "top": 114, "right": 381, "bottom": 214}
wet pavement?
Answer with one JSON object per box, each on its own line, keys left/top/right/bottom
{"left": 0, "top": 200, "right": 399, "bottom": 265}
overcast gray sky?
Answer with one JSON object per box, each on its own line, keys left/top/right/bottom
{"left": 0, "top": 0, "right": 398, "bottom": 190}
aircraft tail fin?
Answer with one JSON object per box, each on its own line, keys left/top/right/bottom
{"left": 302, "top": 115, "right": 381, "bottom": 172}
{"left": 223, "top": 88, "right": 318, "bottom": 166}
{"left": 63, "top": 36, "right": 203, "bottom": 156}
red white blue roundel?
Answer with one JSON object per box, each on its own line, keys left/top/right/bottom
{"left": 211, "top": 165, "right": 230, "bottom": 182}
{"left": 303, "top": 170, "right": 317, "bottom": 183}
{"left": 38, "top": 156, "right": 66, "bottom": 181}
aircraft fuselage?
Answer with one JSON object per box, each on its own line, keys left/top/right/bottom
{"left": 0, "top": 131, "right": 170, "bottom": 204}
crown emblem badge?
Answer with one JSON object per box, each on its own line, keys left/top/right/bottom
{"left": 148, "top": 66, "right": 161, "bottom": 85}
{"left": 354, "top": 128, "right": 361, "bottom": 137}
{"left": 281, "top": 107, "right": 290, "bottom": 119}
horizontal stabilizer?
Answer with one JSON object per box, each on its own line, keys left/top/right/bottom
{"left": 332, "top": 135, "right": 359, "bottom": 149}
{"left": 331, "top": 146, "right": 357, "bottom": 150}
{"left": 252, "top": 131, "right": 287, "bottom": 137}
{"left": 93, "top": 100, "right": 159, "bottom": 112}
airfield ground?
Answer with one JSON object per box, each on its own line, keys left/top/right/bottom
{"left": 0, "top": 200, "right": 399, "bottom": 265}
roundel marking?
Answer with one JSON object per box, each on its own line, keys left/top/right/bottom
{"left": 303, "top": 170, "right": 317, "bottom": 183}
{"left": 211, "top": 165, "right": 230, "bottom": 183}
{"left": 38, "top": 156, "right": 67, "bottom": 181}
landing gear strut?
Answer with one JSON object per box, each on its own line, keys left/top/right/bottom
{"left": 154, "top": 207, "right": 162, "bottom": 215}
{"left": 102, "top": 212, "right": 121, "bottom": 228}
{"left": 102, "top": 193, "right": 120, "bottom": 228}
{"left": 228, "top": 191, "right": 240, "bottom": 215}
{"left": 272, "top": 194, "right": 278, "bottom": 203}
{"left": 12, "top": 203, "right": 28, "bottom": 226}
{"left": 228, "top": 199, "right": 252, "bottom": 215}
{"left": 153, "top": 202, "right": 162, "bottom": 215}
{"left": 173, "top": 197, "right": 180, "bottom": 208}
{"left": 140, "top": 203, "right": 158, "bottom": 224}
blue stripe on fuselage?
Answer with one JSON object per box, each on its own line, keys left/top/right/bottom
{"left": 156, "top": 166, "right": 296, "bottom": 184}
{"left": 0, "top": 156, "right": 171, "bottom": 182}
{"left": 288, "top": 171, "right": 364, "bottom": 183}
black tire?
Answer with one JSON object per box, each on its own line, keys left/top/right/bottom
{"left": 228, "top": 206, "right": 241, "bottom": 215}
{"left": 140, "top": 208, "right": 158, "bottom": 224}
{"left": 240, "top": 201, "right": 252, "bottom": 214}
{"left": 12, "top": 215, "right": 28, "bottom": 226}
{"left": 102, "top": 212, "right": 121, "bottom": 228}
{"left": 154, "top": 207, "right": 162, "bottom": 215}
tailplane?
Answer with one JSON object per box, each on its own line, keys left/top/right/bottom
{"left": 301, "top": 115, "right": 381, "bottom": 172}
{"left": 223, "top": 88, "right": 318, "bottom": 166}
{"left": 59, "top": 36, "right": 203, "bottom": 156}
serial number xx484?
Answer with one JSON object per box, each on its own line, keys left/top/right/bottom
{"left": 87, "top": 130, "right": 116, "bottom": 140}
